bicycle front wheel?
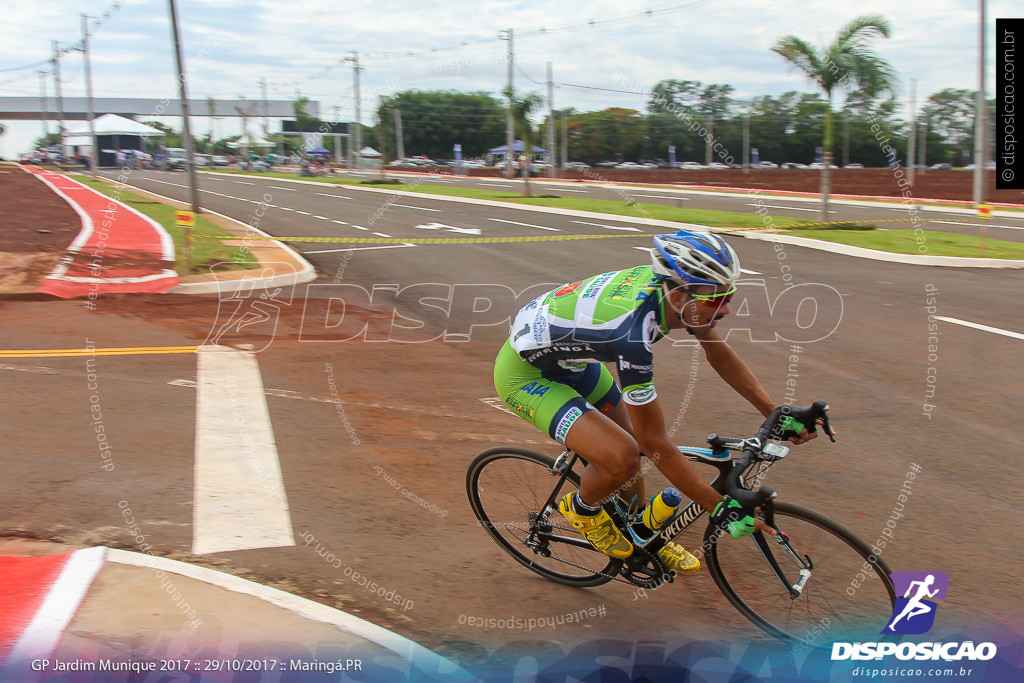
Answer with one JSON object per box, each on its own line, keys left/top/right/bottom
{"left": 704, "top": 502, "right": 896, "bottom": 646}
{"left": 467, "top": 447, "right": 618, "bottom": 587}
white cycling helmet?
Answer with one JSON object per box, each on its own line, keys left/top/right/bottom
{"left": 650, "top": 230, "right": 741, "bottom": 288}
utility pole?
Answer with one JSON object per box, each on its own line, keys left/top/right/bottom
{"left": 167, "top": 0, "right": 199, "bottom": 273}
{"left": 972, "top": 0, "right": 986, "bottom": 207}
{"left": 907, "top": 79, "right": 917, "bottom": 186}
{"left": 260, "top": 77, "right": 269, "bottom": 139}
{"left": 547, "top": 62, "right": 556, "bottom": 178}
{"left": 499, "top": 28, "right": 514, "bottom": 178}
{"left": 742, "top": 112, "right": 750, "bottom": 173}
{"left": 346, "top": 51, "right": 362, "bottom": 170}
{"left": 38, "top": 70, "right": 49, "bottom": 140}
{"left": 393, "top": 108, "right": 404, "bottom": 160}
{"left": 82, "top": 13, "right": 98, "bottom": 174}
{"left": 843, "top": 116, "right": 850, "bottom": 167}
{"left": 561, "top": 110, "right": 567, "bottom": 169}
{"left": 52, "top": 41, "right": 65, "bottom": 157}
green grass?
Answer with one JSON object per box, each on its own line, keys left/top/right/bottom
{"left": 73, "top": 175, "right": 257, "bottom": 272}
{"left": 780, "top": 228, "right": 1024, "bottom": 259}
{"left": 201, "top": 168, "right": 1024, "bottom": 259}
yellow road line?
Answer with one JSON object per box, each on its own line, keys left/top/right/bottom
{"left": 0, "top": 345, "right": 200, "bottom": 358}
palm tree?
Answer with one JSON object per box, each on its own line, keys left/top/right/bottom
{"left": 503, "top": 87, "right": 544, "bottom": 197}
{"left": 772, "top": 15, "right": 897, "bottom": 219}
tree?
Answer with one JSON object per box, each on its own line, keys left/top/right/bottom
{"left": 375, "top": 90, "right": 505, "bottom": 160}
{"left": 503, "top": 87, "right": 544, "bottom": 197}
{"left": 567, "top": 108, "right": 648, "bottom": 164}
{"left": 772, "top": 15, "right": 896, "bottom": 217}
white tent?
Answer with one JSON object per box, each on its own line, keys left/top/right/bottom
{"left": 359, "top": 146, "right": 381, "bottom": 158}
{"left": 227, "top": 133, "right": 274, "bottom": 148}
{"left": 65, "top": 114, "right": 164, "bottom": 140}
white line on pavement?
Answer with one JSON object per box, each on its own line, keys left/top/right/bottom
{"left": 372, "top": 232, "right": 393, "bottom": 238}
{"left": 488, "top": 218, "right": 561, "bottom": 231}
{"left": 636, "top": 194, "right": 687, "bottom": 200}
{"left": 313, "top": 215, "right": 330, "bottom": 220}
{"left": 193, "top": 345, "right": 294, "bottom": 555}
{"left": 554, "top": 188, "right": 589, "bottom": 193}
{"left": 269, "top": 185, "right": 296, "bottom": 191}
{"left": 315, "top": 192, "right": 351, "bottom": 199}
{"left": 234, "top": 181, "right": 255, "bottom": 185}
{"left": 572, "top": 220, "right": 642, "bottom": 232}
{"left": 391, "top": 204, "right": 441, "bottom": 211}
{"left": 295, "top": 210, "right": 311, "bottom": 215}
{"left": 748, "top": 203, "right": 838, "bottom": 213}
{"left": 304, "top": 243, "right": 418, "bottom": 254}
{"left": 932, "top": 220, "right": 1024, "bottom": 231}
{"left": 935, "top": 316, "right": 1024, "bottom": 341}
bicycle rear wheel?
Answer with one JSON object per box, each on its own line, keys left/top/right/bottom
{"left": 467, "top": 447, "right": 618, "bottom": 587}
{"left": 703, "top": 502, "right": 896, "bottom": 647}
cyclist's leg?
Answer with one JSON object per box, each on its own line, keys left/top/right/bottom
{"left": 494, "top": 342, "right": 639, "bottom": 506}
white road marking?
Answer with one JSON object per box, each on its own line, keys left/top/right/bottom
{"left": 193, "top": 345, "right": 294, "bottom": 555}
{"left": 304, "top": 243, "right": 418, "bottom": 254}
{"left": 295, "top": 210, "right": 311, "bottom": 215}
{"left": 932, "top": 220, "right": 1024, "bottom": 231}
{"left": 313, "top": 215, "right": 330, "bottom": 220}
{"left": 3, "top": 547, "right": 106, "bottom": 666}
{"left": 636, "top": 194, "right": 687, "bottom": 200}
{"left": 392, "top": 203, "right": 441, "bottom": 211}
{"left": 572, "top": 220, "right": 642, "bottom": 232}
{"left": 477, "top": 181, "right": 514, "bottom": 186}
{"left": 415, "top": 222, "right": 481, "bottom": 235}
{"left": 332, "top": 220, "right": 348, "bottom": 225}
{"left": 352, "top": 225, "right": 369, "bottom": 231}
{"left": 269, "top": 185, "right": 296, "bottom": 191}
{"left": 488, "top": 218, "right": 561, "bottom": 232}
{"left": 554, "top": 188, "right": 589, "bottom": 193}
{"left": 747, "top": 203, "right": 838, "bottom": 214}
{"left": 234, "top": 181, "right": 255, "bottom": 185}
{"left": 935, "top": 317, "right": 1024, "bottom": 341}
{"left": 372, "top": 232, "right": 393, "bottom": 238}
{"left": 278, "top": 206, "right": 294, "bottom": 211}
{"left": 315, "top": 192, "right": 351, "bottom": 199}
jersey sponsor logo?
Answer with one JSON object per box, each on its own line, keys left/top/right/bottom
{"left": 643, "top": 310, "right": 659, "bottom": 352}
{"left": 608, "top": 266, "right": 651, "bottom": 300}
{"left": 554, "top": 406, "right": 584, "bottom": 443}
{"left": 624, "top": 385, "right": 657, "bottom": 404}
{"left": 504, "top": 395, "right": 536, "bottom": 419}
{"left": 618, "top": 355, "right": 653, "bottom": 373}
{"left": 520, "top": 381, "right": 550, "bottom": 397}
{"left": 555, "top": 280, "right": 584, "bottom": 296}
{"left": 582, "top": 271, "right": 616, "bottom": 299}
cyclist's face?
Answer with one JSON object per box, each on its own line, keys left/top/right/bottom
{"left": 672, "top": 285, "right": 733, "bottom": 330}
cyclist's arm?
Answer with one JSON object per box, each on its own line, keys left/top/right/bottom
{"left": 694, "top": 327, "right": 775, "bottom": 418}
{"left": 627, "top": 397, "right": 723, "bottom": 513}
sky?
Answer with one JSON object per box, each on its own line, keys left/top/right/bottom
{"left": 0, "top": 0, "right": 1011, "bottom": 157}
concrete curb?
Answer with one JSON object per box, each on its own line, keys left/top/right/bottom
{"left": 735, "top": 230, "right": 1024, "bottom": 268}
{"left": 204, "top": 171, "right": 1024, "bottom": 269}
{"left": 104, "top": 548, "right": 473, "bottom": 680}
{"left": 82, "top": 177, "right": 318, "bottom": 295}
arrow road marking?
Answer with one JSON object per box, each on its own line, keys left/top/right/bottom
{"left": 415, "top": 222, "right": 482, "bottom": 235}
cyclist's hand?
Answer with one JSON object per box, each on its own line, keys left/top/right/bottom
{"left": 712, "top": 498, "right": 757, "bottom": 538}
{"left": 788, "top": 425, "right": 817, "bottom": 445}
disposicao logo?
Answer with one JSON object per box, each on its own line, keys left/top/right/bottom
{"left": 882, "top": 570, "right": 949, "bottom": 635}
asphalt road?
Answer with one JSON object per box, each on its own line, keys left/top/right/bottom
{"left": 3, "top": 168, "right": 1023, "bottom": 666}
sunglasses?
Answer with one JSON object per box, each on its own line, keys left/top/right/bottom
{"left": 686, "top": 284, "right": 737, "bottom": 307}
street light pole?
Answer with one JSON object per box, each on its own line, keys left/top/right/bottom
{"left": 499, "top": 28, "right": 514, "bottom": 179}
{"left": 972, "top": 0, "right": 986, "bottom": 207}
{"left": 52, "top": 41, "right": 65, "bottom": 158}
{"left": 167, "top": 0, "right": 199, "bottom": 274}
{"left": 82, "top": 13, "right": 98, "bottom": 174}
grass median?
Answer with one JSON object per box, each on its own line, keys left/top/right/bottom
{"left": 202, "top": 168, "right": 1024, "bottom": 258}
{"left": 74, "top": 175, "right": 257, "bottom": 272}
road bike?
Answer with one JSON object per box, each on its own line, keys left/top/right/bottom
{"left": 466, "top": 401, "right": 896, "bottom": 646}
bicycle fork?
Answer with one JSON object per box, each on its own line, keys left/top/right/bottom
{"left": 756, "top": 504, "right": 814, "bottom": 599}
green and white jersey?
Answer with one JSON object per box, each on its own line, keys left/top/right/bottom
{"left": 509, "top": 265, "right": 670, "bottom": 405}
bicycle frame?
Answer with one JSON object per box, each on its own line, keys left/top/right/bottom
{"left": 530, "top": 444, "right": 813, "bottom": 599}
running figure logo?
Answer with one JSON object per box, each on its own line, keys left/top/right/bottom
{"left": 881, "top": 571, "right": 949, "bottom": 634}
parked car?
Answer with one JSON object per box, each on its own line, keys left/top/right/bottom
{"left": 808, "top": 162, "right": 838, "bottom": 169}
{"left": 164, "top": 147, "right": 187, "bottom": 171}
{"left": 194, "top": 154, "right": 211, "bottom": 167}
{"left": 707, "top": 162, "right": 730, "bottom": 170}
{"left": 567, "top": 161, "right": 591, "bottom": 169}
{"left": 844, "top": 163, "right": 864, "bottom": 169}
{"left": 930, "top": 163, "right": 952, "bottom": 170}
{"left": 595, "top": 161, "right": 619, "bottom": 168}
{"left": 677, "top": 161, "right": 705, "bottom": 169}
{"left": 615, "top": 162, "right": 643, "bottom": 169}
{"left": 755, "top": 161, "right": 779, "bottom": 169}
{"left": 211, "top": 155, "right": 230, "bottom": 166}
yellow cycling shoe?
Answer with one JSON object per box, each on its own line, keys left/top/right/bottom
{"left": 658, "top": 541, "right": 701, "bottom": 574}
{"left": 558, "top": 492, "right": 634, "bottom": 559}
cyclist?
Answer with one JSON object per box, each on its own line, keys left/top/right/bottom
{"left": 493, "top": 229, "right": 816, "bottom": 574}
